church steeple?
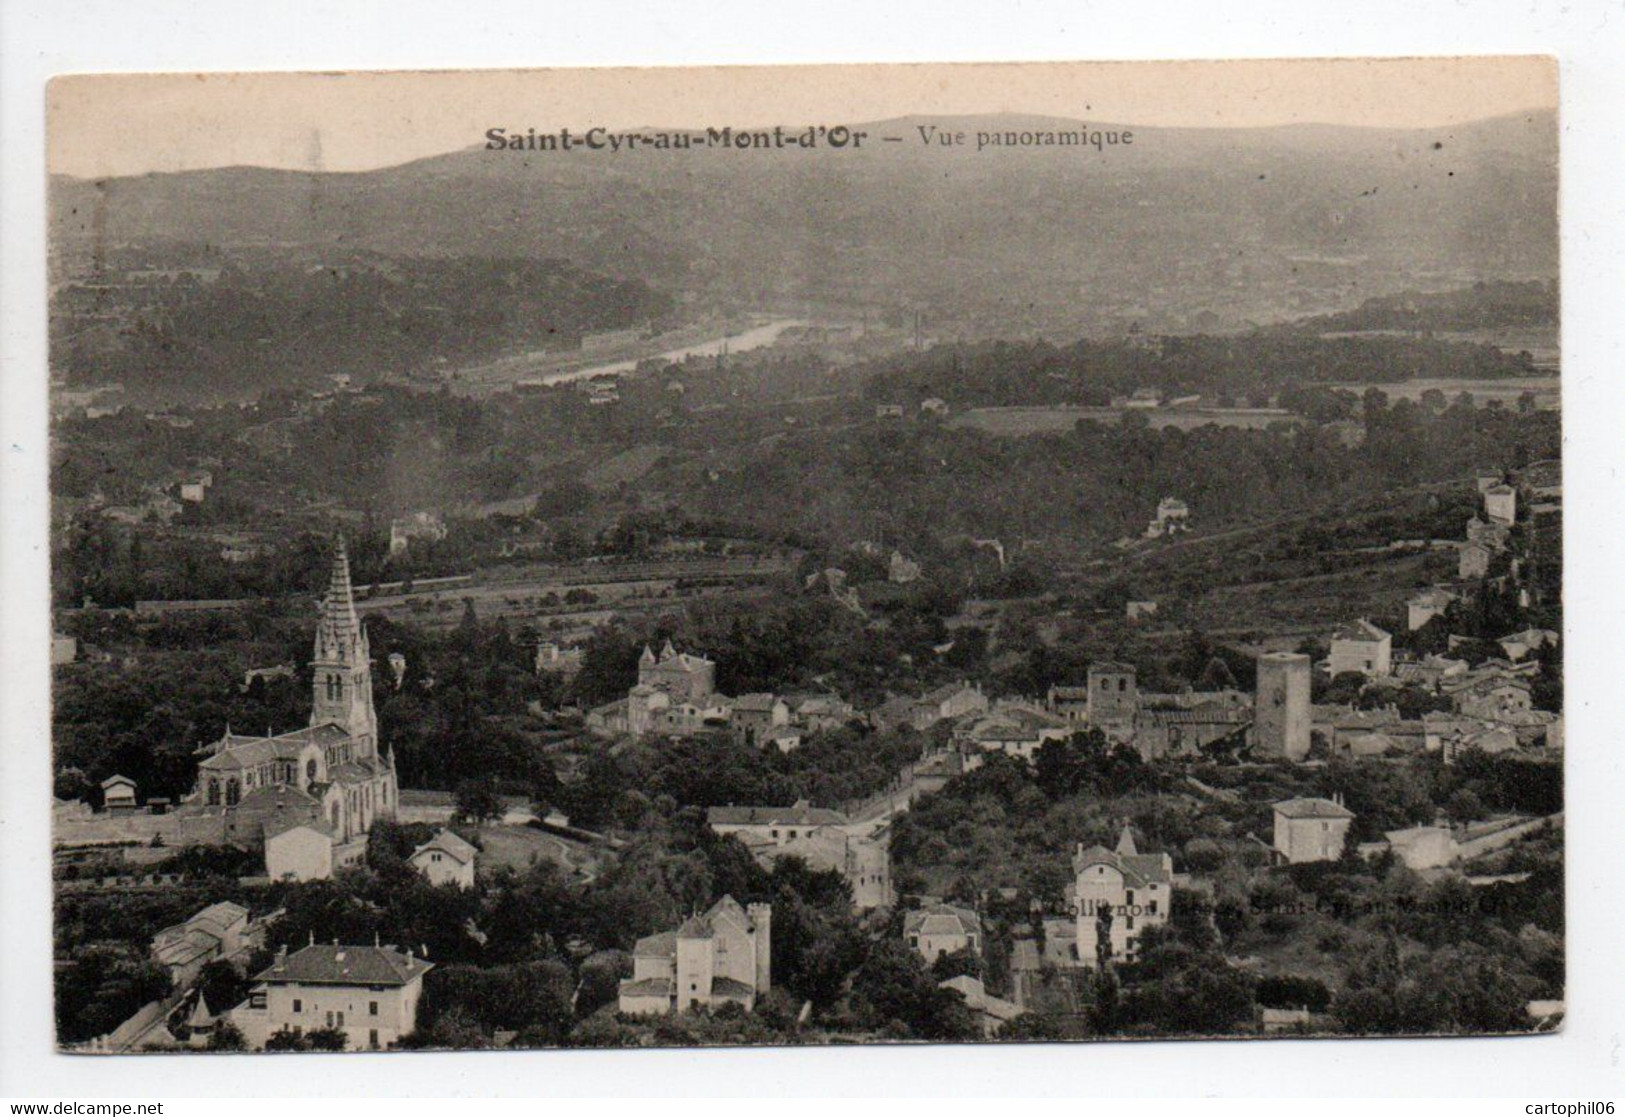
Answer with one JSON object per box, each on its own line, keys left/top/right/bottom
{"left": 314, "top": 536, "right": 366, "bottom": 664}
{"left": 310, "top": 536, "right": 377, "bottom": 755}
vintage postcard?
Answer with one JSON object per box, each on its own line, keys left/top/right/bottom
{"left": 46, "top": 58, "right": 1561, "bottom": 1053}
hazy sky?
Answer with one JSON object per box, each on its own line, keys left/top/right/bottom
{"left": 48, "top": 56, "right": 1556, "bottom": 178}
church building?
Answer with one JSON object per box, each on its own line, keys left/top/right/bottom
{"left": 189, "top": 539, "right": 397, "bottom": 871}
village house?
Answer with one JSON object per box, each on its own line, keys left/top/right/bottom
{"left": 1272, "top": 796, "right": 1355, "bottom": 864}
{"left": 1073, "top": 825, "right": 1172, "bottom": 966}
{"left": 264, "top": 816, "right": 336, "bottom": 882}
{"left": 955, "top": 702, "right": 1074, "bottom": 761}
{"left": 707, "top": 802, "right": 892, "bottom": 908}
{"left": 618, "top": 897, "right": 772, "bottom": 1016}
{"left": 920, "top": 397, "right": 950, "bottom": 416}
{"left": 151, "top": 901, "right": 250, "bottom": 988}
{"left": 410, "top": 829, "right": 477, "bottom": 889}
{"left": 534, "top": 641, "right": 583, "bottom": 678}
{"left": 904, "top": 903, "right": 983, "bottom": 962}
{"left": 1327, "top": 619, "right": 1393, "bottom": 678}
{"left": 1144, "top": 496, "right": 1190, "bottom": 539}
{"left": 1393, "top": 654, "right": 1469, "bottom": 691}
{"left": 1380, "top": 825, "right": 1459, "bottom": 870}
{"left": 228, "top": 942, "right": 431, "bottom": 1051}
{"left": 101, "top": 774, "right": 138, "bottom": 814}
{"left": 1484, "top": 483, "right": 1518, "bottom": 526}
{"left": 1045, "top": 684, "right": 1091, "bottom": 722}
{"left": 1444, "top": 673, "right": 1534, "bottom": 721}
{"left": 939, "top": 975, "right": 1024, "bottom": 1037}
{"left": 731, "top": 693, "right": 792, "bottom": 741}
{"left": 1406, "top": 587, "right": 1458, "bottom": 631}
{"left": 1459, "top": 539, "right": 1495, "bottom": 579}
{"left": 1497, "top": 628, "right": 1559, "bottom": 662}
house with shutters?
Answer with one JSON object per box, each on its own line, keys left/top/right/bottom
{"left": 1272, "top": 796, "right": 1355, "bottom": 864}
{"left": 410, "top": 829, "right": 477, "bottom": 889}
{"left": 618, "top": 896, "right": 772, "bottom": 1016}
{"left": 904, "top": 903, "right": 983, "bottom": 962}
{"left": 228, "top": 942, "right": 431, "bottom": 1050}
{"left": 1072, "top": 826, "right": 1172, "bottom": 966}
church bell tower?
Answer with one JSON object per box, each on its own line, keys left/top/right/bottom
{"left": 310, "top": 537, "right": 378, "bottom": 756}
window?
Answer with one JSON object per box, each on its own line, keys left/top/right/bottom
{"left": 326, "top": 1011, "right": 334, "bottom": 1027}
{"left": 336, "top": 1012, "right": 344, "bottom": 1027}
{"left": 1118, "top": 679, "right": 1127, "bottom": 692}
{"left": 1147, "top": 901, "right": 1158, "bottom": 914}
{"left": 1126, "top": 890, "right": 1135, "bottom": 905}
{"left": 369, "top": 1001, "right": 378, "bottom": 1016}
{"left": 369, "top": 1029, "right": 379, "bottom": 1049}
{"left": 293, "top": 999, "right": 302, "bottom": 1013}
{"left": 1126, "top": 916, "right": 1135, "bottom": 930}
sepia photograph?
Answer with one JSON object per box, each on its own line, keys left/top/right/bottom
{"left": 40, "top": 57, "right": 1565, "bottom": 1056}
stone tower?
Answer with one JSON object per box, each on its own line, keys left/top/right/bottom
{"left": 748, "top": 902, "right": 773, "bottom": 994}
{"left": 1254, "top": 652, "right": 1311, "bottom": 761}
{"left": 310, "top": 537, "right": 378, "bottom": 757}
{"left": 1086, "top": 661, "right": 1138, "bottom": 732}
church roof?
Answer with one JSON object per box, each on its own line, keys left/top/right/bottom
{"left": 199, "top": 724, "right": 351, "bottom": 770}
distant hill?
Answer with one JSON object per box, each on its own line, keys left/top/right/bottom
{"left": 50, "top": 110, "right": 1557, "bottom": 335}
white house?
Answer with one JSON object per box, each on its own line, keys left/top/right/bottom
{"left": 409, "top": 829, "right": 477, "bottom": 889}
{"left": 264, "top": 819, "right": 335, "bottom": 882}
{"left": 1272, "top": 796, "right": 1355, "bottom": 864}
{"left": 1073, "top": 826, "right": 1172, "bottom": 966}
{"left": 618, "top": 896, "right": 771, "bottom": 1016}
{"left": 1484, "top": 484, "right": 1517, "bottom": 526}
{"left": 151, "top": 901, "right": 250, "bottom": 987}
{"left": 229, "top": 943, "right": 431, "bottom": 1050}
{"left": 1405, "top": 587, "right": 1457, "bottom": 631}
{"left": 904, "top": 903, "right": 983, "bottom": 962}
{"left": 939, "top": 974, "right": 1024, "bottom": 1036}
{"left": 1327, "top": 619, "right": 1392, "bottom": 678}
{"left": 101, "top": 775, "right": 138, "bottom": 814}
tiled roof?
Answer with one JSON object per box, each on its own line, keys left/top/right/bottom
{"left": 1071, "top": 845, "right": 1173, "bottom": 888}
{"left": 1332, "top": 619, "right": 1390, "bottom": 643}
{"left": 632, "top": 931, "right": 677, "bottom": 959}
{"left": 708, "top": 801, "right": 848, "bottom": 827}
{"left": 710, "top": 976, "right": 757, "bottom": 998}
{"left": 731, "top": 693, "right": 782, "bottom": 712}
{"left": 1273, "top": 797, "right": 1355, "bottom": 821}
{"left": 412, "top": 829, "right": 477, "bottom": 864}
{"left": 618, "top": 977, "right": 673, "bottom": 998}
{"left": 903, "top": 903, "right": 982, "bottom": 938}
{"left": 256, "top": 944, "right": 430, "bottom": 987}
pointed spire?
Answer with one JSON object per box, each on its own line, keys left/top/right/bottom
{"left": 1116, "top": 824, "right": 1138, "bottom": 857}
{"left": 661, "top": 638, "right": 676, "bottom": 660}
{"left": 315, "top": 536, "right": 363, "bottom": 663}
{"left": 639, "top": 644, "right": 656, "bottom": 666}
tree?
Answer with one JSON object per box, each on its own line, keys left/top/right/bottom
{"left": 303, "top": 1025, "right": 348, "bottom": 1051}
{"left": 453, "top": 778, "right": 503, "bottom": 826}
{"left": 207, "top": 1020, "right": 247, "bottom": 1051}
